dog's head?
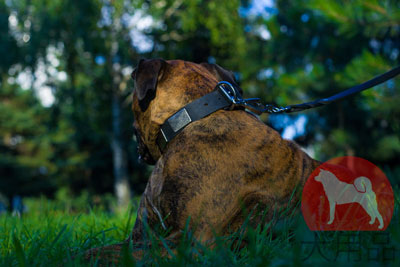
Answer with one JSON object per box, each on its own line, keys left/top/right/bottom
{"left": 131, "top": 59, "right": 240, "bottom": 164}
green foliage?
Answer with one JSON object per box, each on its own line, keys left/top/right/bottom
{"left": 1, "top": 0, "right": 150, "bottom": 198}
{"left": 0, "top": 83, "right": 55, "bottom": 196}
{"left": 147, "top": 0, "right": 246, "bottom": 66}
{"left": 309, "top": 0, "right": 400, "bottom": 37}
{"left": 245, "top": 0, "right": 400, "bottom": 171}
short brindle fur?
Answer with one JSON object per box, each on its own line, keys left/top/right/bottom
{"left": 84, "top": 59, "right": 320, "bottom": 263}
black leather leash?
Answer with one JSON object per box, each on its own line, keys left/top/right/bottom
{"left": 247, "top": 65, "right": 400, "bottom": 114}
{"left": 157, "top": 66, "right": 400, "bottom": 151}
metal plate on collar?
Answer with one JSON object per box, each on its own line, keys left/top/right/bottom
{"left": 168, "top": 108, "right": 192, "bottom": 132}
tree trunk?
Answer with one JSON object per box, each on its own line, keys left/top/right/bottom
{"left": 111, "top": 91, "right": 131, "bottom": 207}
{"left": 109, "top": 6, "right": 131, "bottom": 207}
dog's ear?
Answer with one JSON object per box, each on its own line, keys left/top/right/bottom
{"left": 132, "top": 58, "right": 166, "bottom": 111}
{"left": 200, "top": 63, "right": 242, "bottom": 95}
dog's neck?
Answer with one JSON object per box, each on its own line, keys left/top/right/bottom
{"left": 156, "top": 86, "right": 241, "bottom": 152}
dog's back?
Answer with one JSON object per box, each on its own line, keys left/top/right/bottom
{"left": 159, "top": 108, "right": 320, "bottom": 238}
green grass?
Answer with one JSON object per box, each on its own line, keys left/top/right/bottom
{"left": 0, "top": 189, "right": 399, "bottom": 266}
{"left": 0, "top": 196, "right": 137, "bottom": 266}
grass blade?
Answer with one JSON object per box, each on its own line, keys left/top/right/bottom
{"left": 13, "top": 233, "right": 26, "bottom": 267}
{"left": 50, "top": 224, "right": 68, "bottom": 248}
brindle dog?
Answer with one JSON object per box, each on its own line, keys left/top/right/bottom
{"left": 84, "top": 59, "right": 320, "bottom": 263}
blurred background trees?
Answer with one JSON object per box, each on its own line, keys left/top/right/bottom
{"left": 0, "top": 0, "right": 399, "bottom": 207}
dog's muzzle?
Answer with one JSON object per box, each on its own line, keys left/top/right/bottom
{"left": 134, "top": 128, "right": 156, "bottom": 165}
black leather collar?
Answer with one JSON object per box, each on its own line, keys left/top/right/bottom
{"left": 156, "top": 82, "right": 240, "bottom": 152}
{"left": 156, "top": 65, "right": 400, "bottom": 153}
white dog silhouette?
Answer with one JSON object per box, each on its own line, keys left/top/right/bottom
{"left": 314, "top": 169, "right": 383, "bottom": 229}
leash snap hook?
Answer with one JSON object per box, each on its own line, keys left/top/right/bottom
{"left": 218, "top": 81, "right": 265, "bottom": 114}
{"left": 217, "top": 81, "right": 244, "bottom": 110}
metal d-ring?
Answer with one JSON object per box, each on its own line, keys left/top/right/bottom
{"left": 217, "top": 81, "right": 243, "bottom": 104}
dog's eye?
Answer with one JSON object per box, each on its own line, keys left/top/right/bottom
{"left": 131, "top": 68, "right": 137, "bottom": 80}
{"left": 132, "top": 128, "right": 139, "bottom": 142}
{"left": 132, "top": 128, "right": 136, "bottom": 138}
